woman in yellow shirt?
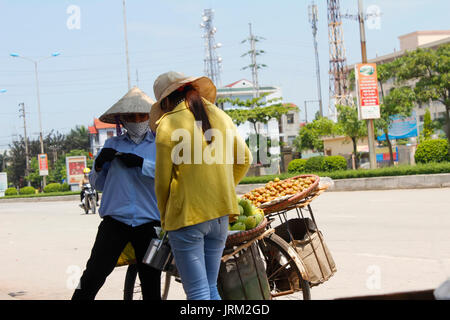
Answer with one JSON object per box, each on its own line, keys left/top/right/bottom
{"left": 150, "top": 71, "right": 252, "bottom": 300}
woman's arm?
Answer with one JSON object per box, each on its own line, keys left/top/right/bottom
{"left": 232, "top": 126, "right": 252, "bottom": 186}
{"left": 154, "top": 129, "right": 173, "bottom": 223}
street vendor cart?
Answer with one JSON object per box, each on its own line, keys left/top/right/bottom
{"left": 122, "top": 175, "right": 337, "bottom": 300}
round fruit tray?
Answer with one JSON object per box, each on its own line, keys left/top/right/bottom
{"left": 225, "top": 217, "right": 268, "bottom": 248}
{"left": 260, "top": 174, "right": 320, "bottom": 215}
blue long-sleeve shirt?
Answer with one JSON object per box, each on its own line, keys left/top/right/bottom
{"left": 89, "top": 131, "right": 160, "bottom": 227}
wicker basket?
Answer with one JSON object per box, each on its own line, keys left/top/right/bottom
{"left": 225, "top": 217, "right": 268, "bottom": 248}
{"left": 261, "top": 175, "right": 320, "bottom": 214}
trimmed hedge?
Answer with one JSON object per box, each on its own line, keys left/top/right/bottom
{"left": 61, "top": 183, "right": 71, "bottom": 192}
{"left": 5, "top": 187, "right": 18, "bottom": 196}
{"left": 305, "top": 156, "right": 324, "bottom": 172}
{"left": 415, "top": 139, "right": 450, "bottom": 164}
{"left": 44, "top": 183, "right": 62, "bottom": 193}
{"left": 289, "top": 155, "right": 347, "bottom": 173}
{"left": 19, "top": 186, "right": 36, "bottom": 195}
{"left": 288, "top": 159, "right": 307, "bottom": 173}
{"left": 322, "top": 156, "right": 348, "bottom": 172}
{"left": 240, "top": 162, "right": 450, "bottom": 184}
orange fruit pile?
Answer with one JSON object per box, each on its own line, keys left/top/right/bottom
{"left": 242, "top": 176, "right": 317, "bottom": 207}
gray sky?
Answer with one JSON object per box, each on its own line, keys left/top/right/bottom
{"left": 0, "top": 0, "right": 449, "bottom": 151}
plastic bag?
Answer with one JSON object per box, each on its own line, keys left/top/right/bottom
{"left": 116, "top": 242, "right": 136, "bottom": 267}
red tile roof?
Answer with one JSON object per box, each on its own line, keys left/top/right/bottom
{"left": 224, "top": 79, "right": 252, "bottom": 88}
{"left": 88, "top": 118, "right": 121, "bottom": 135}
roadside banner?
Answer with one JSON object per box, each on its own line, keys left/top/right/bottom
{"left": 376, "top": 146, "right": 398, "bottom": 162}
{"left": 66, "top": 156, "right": 87, "bottom": 186}
{"left": 0, "top": 172, "right": 7, "bottom": 197}
{"left": 38, "top": 154, "right": 49, "bottom": 176}
{"left": 377, "top": 111, "right": 418, "bottom": 141}
{"left": 355, "top": 63, "right": 381, "bottom": 120}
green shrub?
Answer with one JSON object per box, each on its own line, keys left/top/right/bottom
{"left": 288, "top": 159, "right": 307, "bottom": 173}
{"left": 61, "top": 183, "right": 71, "bottom": 192}
{"left": 19, "top": 186, "right": 36, "bottom": 195}
{"left": 415, "top": 139, "right": 450, "bottom": 164}
{"left": 305, "top": 156, "right": 324, "bottom": 172}
{"left": 43, "top": 183, "right": 62, "bottom": 193}
{"left": 322, "top": 155, "right": 348, "bottom": 172}
{"left": 5, "top": 187, "right": 18, "bottom": 196}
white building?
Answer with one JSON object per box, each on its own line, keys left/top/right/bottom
{"left": 88, "top": 118, "right": 121, "bottom": 156}
{"left": 216, "top": 79, "right": 303, "bottom": 174}
{"left": 217, "top": 79, "right": 301, "bottom": 145}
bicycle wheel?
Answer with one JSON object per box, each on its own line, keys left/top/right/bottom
{"left": 258, "top": 233, "right": 311, "bottom": 300}
{"left": 123, "top": 263, "right": 172, "bottom": 300}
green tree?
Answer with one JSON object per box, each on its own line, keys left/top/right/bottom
{"left": 397, "top": 43, "right": 450, "bottom": 143}
{"left": 293, "top": 117, "right": 336, "bottom": 153}
{"left": 422, "top": 108, "right": 433, "bottom": 140}
{"left": 218, "top": 95, "right": 295, "bottom": 164}
{"left": 63, "top": 125, "right": 90, "bottom": 152}
{"left": 336, "top": 104, "right": 367, "bottom": 168}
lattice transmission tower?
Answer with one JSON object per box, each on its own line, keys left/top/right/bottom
{"left": 327, "top": 0, "right": 352, "bottom": 121}
{"left": 200, "top": 9, "right": 222, "bottom": 87}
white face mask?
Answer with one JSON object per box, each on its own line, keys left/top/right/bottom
{"left": 122, "top": 120, "right": 149, "bottom": 144}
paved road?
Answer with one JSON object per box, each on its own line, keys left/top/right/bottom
{"left": 1, "top": 188, "right": 449, "bottom": 300}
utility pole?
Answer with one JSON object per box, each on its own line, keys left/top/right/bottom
{"left": 200, "top": 9, "right": 223, "bottom": 87}
{"left": 358, "top": 0, "right": 377, "bottom": 169}
{"left": 11, "top": 52, "right": 61, "bottom": 188}
{"left": 308, "top": 1, "right": 323, "bottom": 117}
{"left": 242, "top": 23, "right": 267, "bottom": 100}
{"left": 304, "top": 100, "right": 320, "bottom": 123}
{"left": 136, "top": 69, "right": 139, "bottom": 88}
{"left": 123, "top": 0, "right": 131, "bottom": 90}
{"left": 19, "top": 103, "right": 31, "bottom": 186}
{"left": 327, "top": 0, "right": 352, "bottom": 122}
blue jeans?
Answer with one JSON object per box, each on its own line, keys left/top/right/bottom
{"left": 168, "top": 215, "right": 228, "bottom": 300}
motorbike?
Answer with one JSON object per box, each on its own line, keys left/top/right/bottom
{"left": 81, "top": 184, "right": 97, "bottom": 215}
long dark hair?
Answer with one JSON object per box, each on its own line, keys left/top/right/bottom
{"left": 161, "top": 84, "right": 212, "bottom": 143}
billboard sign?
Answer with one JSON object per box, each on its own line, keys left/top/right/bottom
{"left": 38, "top": 154, "right": 49, "bottom": 176}
{"left": 355, "top": 63, "right": 381, "bottom": 120}
{"left": 377, "top": 111, "right": 418, "bottom": 141}
{"left": 66, "top": 156, "right": 87, "bottom": 185}
{"left": 376, "top": 146, "right": 398, "bottom": 162}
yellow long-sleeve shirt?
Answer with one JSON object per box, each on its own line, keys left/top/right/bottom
{"left": 154, "top": 99, "right": 252, "bottom": 231}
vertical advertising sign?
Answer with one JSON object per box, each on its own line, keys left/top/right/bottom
{"left": 0, "top": 172, "right": 7, "bottom": 197}
{"left": 38, "top": 154, "right": 49, "bottom": 176}
{"left": 355, "top": 63, "right": 381, "bottom": 120}
{"left": 66, "top": 156, "right": 87, "bottom": 186}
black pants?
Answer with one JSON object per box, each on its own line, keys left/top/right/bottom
{"left": 72, "top": 216, "right": 161, "bottom": 300}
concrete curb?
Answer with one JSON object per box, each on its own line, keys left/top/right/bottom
{"left": 0, "top": 195, "right": 80, "bottom": 203}
{"left": 236, "top": 173, "right": 450, "bottom": 194}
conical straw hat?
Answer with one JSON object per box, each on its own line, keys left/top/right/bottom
{"left": 99, "top": 86, "right": 155, "bottom": 124}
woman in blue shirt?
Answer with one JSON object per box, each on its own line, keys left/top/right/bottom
{"left": 72, "top": 87, "right": 161, "bottom": 300}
